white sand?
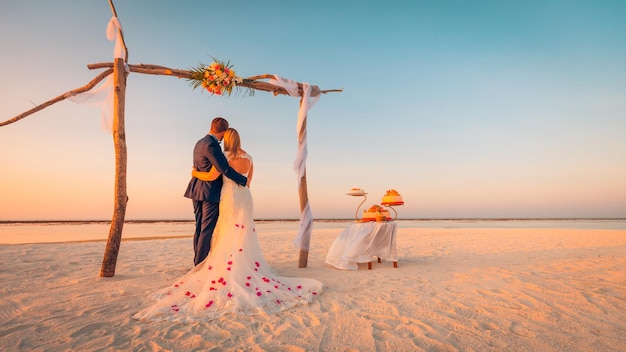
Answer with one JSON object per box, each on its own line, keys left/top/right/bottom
{"left": 1, "top": 225, "right": 625, "bottom": 351}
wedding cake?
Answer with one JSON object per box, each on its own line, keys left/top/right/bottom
{"left": 362, "top": 204, "right": 391, "bottom": 222}
{"left": 347, "top": 187, "right": 366, "bottom": 196}
{"left": 381, "top": 189, "right": 404, "bottom": 206}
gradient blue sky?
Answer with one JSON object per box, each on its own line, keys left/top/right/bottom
{"left": 1, "top": 0, "right": 625, "bottom": 220}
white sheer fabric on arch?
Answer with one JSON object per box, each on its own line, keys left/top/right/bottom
{"left": 67, "top": 16, "right": 127, "bottom": 133}
{"left": 67, "top": 75, "right": 115, "bottom": 132}
{"left": 268, "top": 75, "right": 321, "bottom": 251}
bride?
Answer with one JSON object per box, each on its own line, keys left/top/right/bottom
{"left": 133, "top": 128, "right": 323, "bottom": 322}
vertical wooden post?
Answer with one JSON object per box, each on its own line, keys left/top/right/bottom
{"left": 298, "top": 172, "right": 310, "bottom": 268}
{"left": 297, "top": 98, "right": 310, "bottom": 268}
{"left": 100, "top": 57, "right": 128, "bottom": 277}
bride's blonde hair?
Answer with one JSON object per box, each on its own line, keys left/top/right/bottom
{"left": 223, "top": 128, "right": 244, "bottom": 157}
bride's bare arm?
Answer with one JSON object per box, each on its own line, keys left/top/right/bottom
{"left": 246, "top": 162, "right": 254, "bottom": 187}
{"left": 192, "top": 167, "right": 221, "bottom": 181}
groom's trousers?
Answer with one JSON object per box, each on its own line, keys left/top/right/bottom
{"left": 193, "top": 199, "right": 219, "bottom": 266}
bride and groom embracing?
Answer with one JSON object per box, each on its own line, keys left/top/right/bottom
{"left": 133, "top": 117, "right": 322, "bottom": 322}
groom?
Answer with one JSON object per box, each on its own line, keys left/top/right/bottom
{"left": 185, "top": 117, "right": 248, "bottom": 265}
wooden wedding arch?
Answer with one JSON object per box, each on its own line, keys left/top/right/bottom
{"left": 1, "top": 1, "right": 341, "bottom": 277}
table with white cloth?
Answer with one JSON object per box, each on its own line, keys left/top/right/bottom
{"left": 325, "top": 221, "right": 398, "bottom": 270}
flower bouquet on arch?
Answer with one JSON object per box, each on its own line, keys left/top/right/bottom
{"left": 188, "top": 57, "right": 251, "bottom": 96}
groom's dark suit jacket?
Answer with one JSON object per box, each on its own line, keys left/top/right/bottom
{"left": 184, "top": 134, "right": 247, "bottom": 202}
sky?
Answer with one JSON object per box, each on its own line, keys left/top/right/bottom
{"left": 1, "top": 0, "right": 625, "bottom": 221}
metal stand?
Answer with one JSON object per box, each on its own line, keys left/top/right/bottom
{"left": 381, "top": 204, "right": 402, "bottom": 220}
{"left": 385, "top": 205, "right": 398, "bottom": 220}
{"left": 354, "top": 195, "right": 367, "bottom": 221}
{"left": 347, "top": 189, "right": 368, "bottom": 221}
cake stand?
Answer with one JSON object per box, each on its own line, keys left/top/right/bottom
{"left": 346, "top": 189, "right": 368, "bottom": 221}
{"left": 381, "top": 202, "right": 403, "bottom": 220}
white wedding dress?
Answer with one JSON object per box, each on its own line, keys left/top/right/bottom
{"left": 133, "top": 153, "right": 323, "bottom": 322}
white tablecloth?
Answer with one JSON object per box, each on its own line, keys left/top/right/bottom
{"left": 325, "top": 221, "right": 398, "bottom": 270}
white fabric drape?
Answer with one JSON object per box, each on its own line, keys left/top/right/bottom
{"left": 68, "top": 76, "right": 115, "bottom": 132}
{"left": 325, "top": 222, "right": 398, "bottom": 271}
{"left": 106, "top": 16, "right": 125, "bottom": 59}
{"left": 268, "top": 76, "right": 321, "bottom": 250}
{"left": 68, "top": 16, "right": 126, "bottom": 133}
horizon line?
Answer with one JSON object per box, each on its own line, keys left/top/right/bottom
{"left": 2, "top": 217, "right": 625, "bottom": 224}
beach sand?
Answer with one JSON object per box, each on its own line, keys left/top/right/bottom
{"left": 1, "top": 225, "right": 625, "bottom": 351}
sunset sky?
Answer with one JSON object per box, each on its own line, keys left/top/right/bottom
{"left": 1, "top": 0, "right": 625, "bottom": 220}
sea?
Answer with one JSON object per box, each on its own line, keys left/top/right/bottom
{"left": 1, "top": 218, "right": 625, "bottom": 245}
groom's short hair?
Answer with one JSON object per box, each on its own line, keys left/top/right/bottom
{"left": 211, "top": 117, "right": 229, "bottom": 134}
